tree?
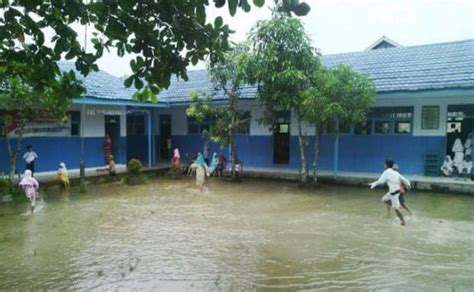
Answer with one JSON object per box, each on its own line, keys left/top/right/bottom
{"left": 0, "top": 1, "right": 309, "bottom": 102}
{"left": 303, "top": 65, "right": 376, "bottom": 183}
{"left": 246, "top": 11, "right": 320, "bottom": 183}
{"left": 0, "top": 62, "right": 84, "bottom": 181}
{"left": 186, "top": 44, "right": 250, "bottom": 179}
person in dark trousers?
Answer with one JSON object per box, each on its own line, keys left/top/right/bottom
{"left": 23, "top": 145, "right": 38, "bottom": 176}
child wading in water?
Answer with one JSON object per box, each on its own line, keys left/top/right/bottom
{"left": 385, "top": 164, "right": 413, "bottom": 217}
{"left": 109, "top": 155, "right": 117, "bottom": 178}
{"left": 370, "top": 159, "right": 411, "bottom": 226}
{"left": 195, "top": 153, "right": 209, "bottom": 192}
{"left": 57, "top": 162, "right": 70, "bottom": 189}
{"left": 19, "top": 170, "right": 39, "bottom": 213}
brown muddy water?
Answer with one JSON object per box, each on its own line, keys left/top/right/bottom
{"left": 0, "top": 178, "right": 473, "bottom": 290}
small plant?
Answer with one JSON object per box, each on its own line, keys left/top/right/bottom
{"left": 0, "top": 176, "right": 24, "bottom": 202}
{"left": 127, "top": 158, "right": 145, "bottom": 185}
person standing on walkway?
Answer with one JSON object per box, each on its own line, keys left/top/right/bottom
{"left": 370, "top": 159, "right": 411, "bottom": 226}
{"left": 23, "top": 145, "right": 38, "bottom": 176}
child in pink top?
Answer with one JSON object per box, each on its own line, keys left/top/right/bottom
{"left": 19, "top": 169, "right": 39, "bottom": 213}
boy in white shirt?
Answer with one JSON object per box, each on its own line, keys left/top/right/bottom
{"left": 23, "top": 145, "right": 38, "bottom": 176}
{"left": 370, "top": 159, "right": 411, "bottom": 226}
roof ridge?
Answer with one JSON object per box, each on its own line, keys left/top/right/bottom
{"left": 322, "top": 39, "right": 474, "bottom": 58}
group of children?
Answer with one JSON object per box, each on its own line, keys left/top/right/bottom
{"left": 170, "top": 147, "right": 242, "bottom": 192}
{"left": 19, "top": 145, "right": 118, "bottom": 214}
{"left": 442, "top": 133, "right": 473, "bottom": 177}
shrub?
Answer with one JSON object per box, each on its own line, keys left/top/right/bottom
{"left": 127, "top": 159, "right": 143, "bottom": 175}
{"left": 0, "top": 177, "right": 24, "bottom": 202}
{"left": 127, "top": 159, "right": 145, "bottom": 185}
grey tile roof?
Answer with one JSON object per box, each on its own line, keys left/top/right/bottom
{"left": 322, "top": 39, "right": 474, "bottom": 92}
{"left": 64, "top": 39, "right": 474, "bottom": 104}
{"left": 156, "top": 70, "right": 257, "bottom": 104}
{"left": 158, "top": 39, "right": 474, "bottom": 103}
{"left": 59, "top": 61, "right": 136, "bottom": 101}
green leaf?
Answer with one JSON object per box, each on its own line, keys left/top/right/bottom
{"left": 228, "top": 0, "right": 238, "bottom": 16}
{"left": 214, "top": 16, "right": 223, "bottom": 28}
{"left": 135, "top": 77, "right": 144, "bottom": 89}
{"left": 214, "top": 0, "right": 226, "bottom": 8}
{"left": 253, "top": 0, "right": 265, "bottom": 7}
{"left": 124, "top": 76, "right": 133, "bottom": 88}
{"left": 191, "top": 55, "right": 199, "bottom": 65}
{"left": 150, "top": 84, "right": 160, "bottom": 94}
{"left": 292, "top": 2, "right": 310, "bottom": 16}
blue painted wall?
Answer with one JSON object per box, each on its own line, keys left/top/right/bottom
{"left": 170, "top": 134, "right": 446, "bottom": 175}
{"left": 0, "top": 137, "right": 126, "bottom": 175}
{"left": 127, "top": 135, "right": 148, "bottom": 163}
{"left": 0, "top": 133, "right": 446, "bottom": 175}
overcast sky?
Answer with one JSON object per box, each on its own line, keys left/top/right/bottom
{"left": 76, "top": 0, "right": 473, "bottom": 77}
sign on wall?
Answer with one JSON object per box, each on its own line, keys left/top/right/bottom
{"left": 0, "top": 111, "right": 70, "bottom": 138}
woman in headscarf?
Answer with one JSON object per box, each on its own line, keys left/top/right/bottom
{"left": 452, "top": 137, "right": 464, "bottom": 171}
{"left": 195, "top": 153, "right": 209, "bottom": 192}
{"left": 464, "top": 133, "right": 472, "bottom": 156}
{"left": 171, "top": 148, "right": 181, "bottom": 168}
{"left": 208, "top": 152, "right": 219, "bottom": 176}
{"left": 57, "top": 162, "right": 70, "bottom": 189}
{"left": 440, "top": 155, "right": 454, "bottom": 177}
{"left": 19, "top": 169, "right": 39, "bottom": 213}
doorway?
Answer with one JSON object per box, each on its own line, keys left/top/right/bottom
{"left": 105, "top": 115, "right": 121, "bottom": 161}
{"left": 160, "top": 115, "right": 172, "bottom": 160}
{"left": 446, "top": 105, "right": 474, "bottom": 158}
{"left": 273, "top": 121, "right": 290, "bottom": 165}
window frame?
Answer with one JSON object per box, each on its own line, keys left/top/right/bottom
{"left": 70, "top": 111, "right": 81, "bottom": 136}
{"left": 421, "top": 105, "right": 440, "bottom": 130}
{"left": 370, "top": 107, "right": 414, "bottom": 135}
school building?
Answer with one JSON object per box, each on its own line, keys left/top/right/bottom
{"left": 1, "top": 38, "right": 473, "bottom": 176}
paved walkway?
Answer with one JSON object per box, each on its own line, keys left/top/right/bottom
{"left": 4, "top": 164, "right": 472, "bottom": 194}
{"left": 244, "top": 166, "right": 474, "bottom": 185}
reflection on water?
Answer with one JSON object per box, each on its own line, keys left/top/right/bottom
{"left": 0, "top": 178, "right": 473, "bottom": 290}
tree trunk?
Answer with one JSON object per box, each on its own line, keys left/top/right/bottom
{"left": 312, "top": 124, "right": 321, "bottom": 184}
{"left": 6, "top": 130, "right": 23, "bottom": 182}
{"left": 229, "top": 125, "right": 238, "bottom": 179}
{"left": 228, "top": 91, "right": 238, "bottom": 180}
{"left": 297, "top": 118, "right": 308, "bottom": 183}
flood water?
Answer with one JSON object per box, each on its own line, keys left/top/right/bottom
{"left": 0, "top": 178, "right": 473, "bottom": 290}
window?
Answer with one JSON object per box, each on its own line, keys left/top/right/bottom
{"left": 127, "top": 114, "right": 145, "bottom": 135}
{"left": 279, "top": 123, "right": 289, "bottom": 133}
{"left": 70, "top": 111, "right": 81, "bottom": 136}
{"left": 236, "top": 111, "right": 251, "bottom": 134}
{"left": 422, "top": 106, "right": 439, "bottom": 129}
{"left": 326, "top": 120, "right": 351, "bottom": 134}
{"left": 354, "top": 120, "right": 372, "bottom": 135}
{"left": 375, "top": 121, "right": 391, "bottom": 134}
{"left": 187, "top": 116, "right": 212, "bottom": 134}
{"left": 395, "top": 121, "right": 411, "bottom": 134}
{"left": 371, "top": 107, "right": 413, "bottom": 134}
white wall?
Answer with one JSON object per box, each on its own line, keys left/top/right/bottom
{"left": 154, "top": 106, "right": 188, "bottom": 136}
{"left": 375, "top": 92, "right": 474, "bottom": 136}
{"left": 70, "top": 104, "right": 127, "bottom": 138}
{"left": 150, "top": 89, "right": 474, "bottom": 138}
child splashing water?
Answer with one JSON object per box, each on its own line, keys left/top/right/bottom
{"left": 57, "top": 162, "right": 70, "bottom": 189}
{"left": 19, "top": 170, "right": 39, "bottom": 214}
{"left": 370, "top": 159, "right": 411, "bottom": 226}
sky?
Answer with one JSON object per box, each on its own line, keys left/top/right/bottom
{"left": 74, "top": 0, "right": 474, "bottom": 78}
